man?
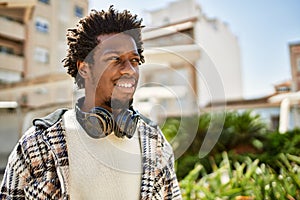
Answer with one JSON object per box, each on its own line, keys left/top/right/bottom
{"left": 0, "top": 6, "right": 181, "bottom": 200}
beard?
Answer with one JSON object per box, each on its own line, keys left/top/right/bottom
{"left": 104, "top": 98, "right": 133, "bottom": 111}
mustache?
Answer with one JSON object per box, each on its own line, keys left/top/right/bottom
{"left": 115, "top": 75, "right": 137, "bottom": 82}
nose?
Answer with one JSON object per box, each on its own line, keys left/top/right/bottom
{"left": 120, "top": 60, "right": 138, "bottom": 75}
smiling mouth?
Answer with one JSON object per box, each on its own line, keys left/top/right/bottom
{"left": 116, "top": 83, "right": 135, "bottom": 88}
{"left": 114, "top": 78, "right": 136, "bottom": 91}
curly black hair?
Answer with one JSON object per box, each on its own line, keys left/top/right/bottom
{"left": 62, "top": 6, "right": 145, "bottom": 89}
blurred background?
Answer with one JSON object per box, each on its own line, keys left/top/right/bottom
{"left": 0, "top": 0, "right": 299, "bottom": 185}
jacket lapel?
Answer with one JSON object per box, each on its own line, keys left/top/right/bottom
{"left": 41, "top": 119, "right": 70, "bottom": 198}
{"left": 139, "top": 120, "right": 157, "bottom": 199}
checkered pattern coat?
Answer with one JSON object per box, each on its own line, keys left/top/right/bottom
{"left": 0, "top": 110, "right": 182, "bottom": 199}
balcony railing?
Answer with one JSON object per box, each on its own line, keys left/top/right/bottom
{"left": 0, "top": 17, "right": 25, "bottom": 41}
{"left": 0, "top": 53, "right": 24, "bottom": 72}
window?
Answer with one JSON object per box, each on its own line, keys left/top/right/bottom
{"left": 163, "top": 17, "right": 170, "bottom": 24}
{"left": 35, "top": 17, "right": 49, "bottom": 33}
{"left": 34, "top": 47, "right": 49, "bottom": 63}
{"left": 297, "top": 57, "right": 300, "bottom": 72}
{"left": 75, "top": 6, "right": 83, "bottom": 18}
{"left": 0, "top": 46, "right": 14, "bottom": 55}
{"left": 271, "top": 115, "right": 279, "bottom": 130}
{"left": 0, "top": 69, "right": 21, "bottom": 83}
{"left": 276, "top": 86, "right": 291, "bottom": 93}
{"left": 38, "top": 0, "right": 50, "bottom": 4}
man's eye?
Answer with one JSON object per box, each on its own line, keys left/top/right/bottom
{"left": 111, "top": 57, "right": 120, "bottom": 62}
{"left": 131, "top": 58, "right": 140, "bottom": 65}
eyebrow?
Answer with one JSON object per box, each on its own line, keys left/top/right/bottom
{"left": 103, "top": 50, "right": 139, "bottom": 56}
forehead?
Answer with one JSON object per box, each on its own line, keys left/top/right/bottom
{"left": 95, "top": 33, "right": 138, "bottom": 54}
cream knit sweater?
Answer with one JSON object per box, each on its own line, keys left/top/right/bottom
{"left": 63, "top": 110, "right": 142, "bottom": 200}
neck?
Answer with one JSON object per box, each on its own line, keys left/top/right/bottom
{"left": 79, "top": 91, "right": 133, "bottom": 114}
{"left": 79, "top": 96, "right": 112, "bottom": 113}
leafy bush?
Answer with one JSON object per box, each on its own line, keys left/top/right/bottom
{"left": 217, "top": 111, "right": 267, "bottom": 151}
{"left": 255, "top": 128, "right": 300, "bottom": 171}
{"left": 180, "top": 152, "right": 300, "bottom": 200}
{"left": 162, "top": 110, "right": 268, "bottom": 179}
{"left": 161, "top": 110, "right": 300, "bottom": 199}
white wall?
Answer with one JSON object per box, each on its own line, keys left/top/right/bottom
{"left": 195, "top": 18, "right": 243, "bottom": 106}
{"left": 147, "top": 0, "right": 200, "bottom": 27}
{"left": 145, "top": 0, "right": 244, "bottom": 108}
{"left": 0, "top": 109, "right": 20, "bottom": 169}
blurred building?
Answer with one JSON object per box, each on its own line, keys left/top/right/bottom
{"left": 290, "top": 42, "right": 300, "bottom": 91}
{"left": 213, "top": 42, "right": 300, "bottom": 133}
{"left": 268, "top": 41, "right": 300, "bottom": 132}
{"left": 0, "top": 0, "right": 88, "bottom": 108}
{"left": 135, "top": 0, "right": 243, "bottom": 119}
{"left": 0, "top": 0, "right": 88, "bottom": 170}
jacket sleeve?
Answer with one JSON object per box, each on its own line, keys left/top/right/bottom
{"left": 0, "top": 141, "right": 30, "bottom": 199}
{"left": 163, "top": 149, "right": 182, "bottom": 199}
{"left": 156, "top": 128, "right": 182, "bottom": 200}
{"left": 1, "top": 109, "right": 68, "bottom": 199}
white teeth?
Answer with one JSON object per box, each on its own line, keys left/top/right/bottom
{"left": 117, "top": 83, "right": 133, "bottom": 88}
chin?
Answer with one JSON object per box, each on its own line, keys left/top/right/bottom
{"left": 105, "top": 98, "right": 133, "bottom": 110}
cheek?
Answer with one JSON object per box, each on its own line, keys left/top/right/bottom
{"left": 96, "top": 75, "right": 110, "bottom": 89}
{"left": 95, "top": 69, "right": 116, "bottom": 93}
{"left": 92, "top": 66, "right": 110, "bottom": 86}
{"left": 135, "top": 67, "right": 140, "bottom": 78}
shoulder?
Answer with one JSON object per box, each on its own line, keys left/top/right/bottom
{"left": 139, "top": 117, "right": 174, "bottom": 159}
{"left": 17, "top": 118, "right": 65, "bottom": 159}
{"left": 22, "top": 108, "right": 68, "bottom": 150}
{"left": 24, "top": 118, "right": 64, "bottom": 140}
{"left": 7, "top": 118, "right": 68, "bottom": 179}
{"left": 139, "top": 113, "right": 158, "bottom": 129}
{"left": 13, "top": 108, "right": 68, "bottom": 167}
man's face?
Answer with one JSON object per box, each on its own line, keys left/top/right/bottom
{"left": 85, "top": 33, "right": 140, "bottom": 111}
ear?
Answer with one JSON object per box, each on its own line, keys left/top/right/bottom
{"left": 77, "top": 61, "right": 89, "bottom": 78}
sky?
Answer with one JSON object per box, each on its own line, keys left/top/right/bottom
{"left": 89, "top": 0, "right": 300, "bottom": 99}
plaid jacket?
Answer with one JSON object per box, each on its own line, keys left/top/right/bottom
{"left": 0, "top": 109, "right": 181, "bottom": 200}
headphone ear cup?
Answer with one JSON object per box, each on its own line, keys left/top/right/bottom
{"left": 91, "top": 107, "right": 115, "bottom": 135}
{"left": 76, "top": 105, "right": 115, "bottom": 138}
{"left": 85, "top": 114, "right": 106, "bottom": 138}
{"left": 114, "top": 109, "right": 139, "bottom": 138}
